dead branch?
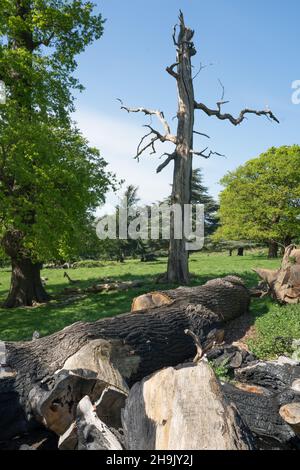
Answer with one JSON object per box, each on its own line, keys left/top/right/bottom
{"left": 193, "top": 131, "right": 210, "bottom": 139}
{"left": 63, "top": 272, "right": 79, "bottom": 284}
{"left": 166, "top": 62, "right": 179, "bottom": 79}
{"left": 118, "top": 100, "right": 177, "bottom": 160}
{"left": 118, "top": 100, "right": 172, "bottom": 135}
{"left": 156, "top": 153, "right": 175, "bottom": 173}
{"left": 190, "top": 147, "right": 226, "bottom": 159}
{"left": 194, "top": 101, "right": 280, "bottom": 126}
{"left": 192, "top": 62, "right": 213, "bottom": 81}
{"left": 184, "top": 329, "right": 203, "bottom": 362}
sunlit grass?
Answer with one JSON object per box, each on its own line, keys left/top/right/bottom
{"left": 1, "top": 251, "right": 298, "bottom": 360}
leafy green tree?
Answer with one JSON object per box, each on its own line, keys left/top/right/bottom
{"left": 0, "top": 1, "right": 113, "bottom": 307}
{"left": 215, "top": 146, "right": 300, "bottom": 258}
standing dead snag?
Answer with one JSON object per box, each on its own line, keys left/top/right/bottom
{"left": 120, "top": 11, "right": 278, "bottom": 284}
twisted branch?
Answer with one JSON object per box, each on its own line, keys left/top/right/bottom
{"left": 156, "top": 153, "right": 175, "bottom": 174}
{"left": 194, "top": 101, "right": 279, "bottom": 126}
{"left": 190, "top": 147, "right": 225, "bottom": 159}
{"left": 118, "top": 100, "right": 177, "bottom": 162}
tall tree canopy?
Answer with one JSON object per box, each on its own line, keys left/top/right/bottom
{"left": 0, "top": 1, "right": 114, "bottom": 307}
{"left": 214, "top": 146, "right": 300, "bottom": 257}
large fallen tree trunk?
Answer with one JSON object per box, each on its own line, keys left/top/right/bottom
{"left": 131, "top": 275, "right": 250, "bottom": 317}
{"left": 0, "top": 276, "right": 249, "bottom": 441}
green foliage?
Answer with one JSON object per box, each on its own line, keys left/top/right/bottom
{"left": 215, "top": 146, "right": 300, "bottom": 246}
{"left": 72, "top": 259, "right": 104, "bottom": 268}
{"left": 0, "top": 1, "right": 114, "bottom": 263}
{"left": 247, "top": 299, "right": 300, "bottom": 359}
{"left": 209, "top": 358, "right": 231, "bottom": 382}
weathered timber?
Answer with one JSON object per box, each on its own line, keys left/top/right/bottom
{"left": 76, "top": 396, "right": 123, "bottom": 450}
{"left": 122, "top": 361, "right": 255, "bottom": 450}
{"left": 131, "top": 275, "right": 250, "bottom": 319}
{"left": 235, "top": 361, "right": 300, "bottom": 392}
{"left": 0, "top": 276, "right": 250, "bottom": 440}
{"left": 222, "top": 382, "right": 300, "bottom": 449}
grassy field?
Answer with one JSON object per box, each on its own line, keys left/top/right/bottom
{"left": 0, "top": 251, "right": 299, "bottom": 360}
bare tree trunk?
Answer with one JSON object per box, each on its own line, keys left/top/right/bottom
{"left": 237, "top": 247, "right": 244, "bottom": 257}
{"left": 254, "top": 245, "right": 300, "bottom": 304}
{"left": 2, "top": 230, "right": 50, "bottom": 308}
{"left": 268, "top": 241, "right": 279, "bottom": 259}
{"left": 166, "top": 15, "right": 195, "bottom": 284}
{"left": 4, "top": 258, "right": 50, "bottom": 308}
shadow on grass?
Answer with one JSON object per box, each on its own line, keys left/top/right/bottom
{"left": 0, "top": 261, "right": 274, "bottom": 343}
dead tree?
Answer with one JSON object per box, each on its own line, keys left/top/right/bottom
{"left": 120, "top": 11, "right": 279, "bottom": 284}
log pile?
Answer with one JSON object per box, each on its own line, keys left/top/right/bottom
{"left": 254, "top": 245, "right": 300, "bottom": 304}
{"left": 1, "top": 275, "right": 300, "bottom": 450}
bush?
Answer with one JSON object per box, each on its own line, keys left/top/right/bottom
{"left": 247, "top": 300, "right": 300, "bottom": 359}
{"left": 72, "top": 260, "right": 104, "bottom": 269}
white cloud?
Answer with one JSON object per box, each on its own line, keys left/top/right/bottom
{"left": 73, "top": 108, "right": 174, "bottom": 214}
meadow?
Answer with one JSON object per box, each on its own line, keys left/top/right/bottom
{"left": 0, "top": 251, "right": 299, "bottom": 360}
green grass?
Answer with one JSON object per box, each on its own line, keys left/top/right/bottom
{"left": 0, "top": 251, "right": 299, "bottom": 361}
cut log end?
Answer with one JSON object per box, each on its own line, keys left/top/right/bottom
{"left": 122, "top": 361, "right": 255, "bottom": 450}
{"left": 280, "top": 403, "right": 300, "bottom": 437}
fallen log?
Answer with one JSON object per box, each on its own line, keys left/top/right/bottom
{"left": 222, "top": 382, "right": 300, "bottom": 449}
{"left": 0, "top": 276, "right": 250, "bottom": 440}
{"left": 76, "top": 396, "right": 123, "bottom": 450}
{"left": 131, "top": 275, "right": 250, "bottom": 319}
{"left": 234, "top": 361, "right": 300, "bottom": 392}
{"left": 122, "top": 361, "right": 255, "bottom": 450}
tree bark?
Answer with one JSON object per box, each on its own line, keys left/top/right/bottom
{"left": 237, "top": 247, "right": 244, "bottom": 257}
{"left": 131, "top": 275, "right": 250, "bottom": 320}
{"left": 166, "top": 13, "right": 195, "bottom": 285}
{"left": 122, "top": 362, "right": 255, "bottom": 450}
{"left": 4, "top": 258, "right": 50, "bottom": 308}
{"left": 268, "top": 241, "right": 278, "bottom": 258}
{"left": 222, "top": 382, "right": 300, "bottom": 449}
{"left": 0, "top": 276, "right": 250, "bottom": 440}
{"left": 1, "top": 230, "right": 49, "bottom": 308}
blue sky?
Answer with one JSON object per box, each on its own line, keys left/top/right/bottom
{"left": 72, "top": 0, "right": 300, "bottom": 212}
